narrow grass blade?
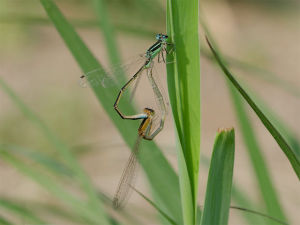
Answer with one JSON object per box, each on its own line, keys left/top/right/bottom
{"left": 0, "top": 216, "right": 14, "bottom": 225}
{"left": 0, "top": 78, "right": 108, "bottom": 222}
{"left": 0, "top": 198, "right": 45, "bottom": 224}
{"left": 0, "top": 14, "right": 156, "bottom": 38}
{"left": 230, "top": 206, "right": 288, "bottom": 225}
{"left": 38, "top": 1, "right": 183, "bottom": 223}
{"left": 231, "top": 187, "right": 265, "bottom": 225}
{"left": 249, "top": 91, "right": 300, "bottom": 160}
{"left": 199, "top": 11, "right": 300, "bottom": 100}
{"left": 201, "top": 48, "right": 300, "bottom": 98}
{"left": 200, "top": 14, "right": 288, "bottom": 222}
{"left": 133, "top": 187, "right": 178, "bottom": 225}
{"left": 201, "top": 129, "right": 235, "bottom": 225}
{"left": 0, "top": 149, "right": 106, "bottom": 224}
{"left": 93, "top": 0, "right": 126, "bottom": 85}
{"left": 28, "top": 202, "right": 87, "bottom": 224}
{"left": 0, "top": 144, "right": 73, "bottom": 177}
{"left": 167, "top": 1, "right": 201, "bottom": 224}
{"left": 206, "top": 38, "right": 300, "bottom": 180}
{"left": 229, "top": 86, "right": 287, "bottom": 222}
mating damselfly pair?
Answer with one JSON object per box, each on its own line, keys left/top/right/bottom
{"left": 81, "top": 34, "right": 174, "bottom": 209}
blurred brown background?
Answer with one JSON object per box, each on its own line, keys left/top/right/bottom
{"left": 0, "top": 0, "right": 299, "bottom": 224}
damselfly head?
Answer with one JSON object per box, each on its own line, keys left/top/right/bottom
{"left": 155, "top": 33, "right": 168, "bottom": 41}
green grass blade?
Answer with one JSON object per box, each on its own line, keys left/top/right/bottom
{"left": 0, "top": 198, "right": 46, "bottom": 224}
{"left": 29, "top": 202, "right": 87, "bottom": 224}
{"left": 230, "top": 206, "right": 288, "bottom": 225}
{"left": 200, "top": 14, "right": 288, "bottom": 222}
{"left": 167, "top": 1, "right": 201, "bottom": 224}
{"left": 93, "top": 0, "right": 126, "bottom": 85}
{"left": 0, "top": 78, "right": 108, "bottom": 222}
{"left": 0, "top": 14, "right": 156, "bottom": 38}
{"left": 38, "top": 1, "right": 183, "bottom": 223}
{"left": 0, "top": 144, "right": 73, "bottom": 177}
{"left": 200, "top": 156, "right": 264, "bottom": 225}
{"left": 206, "top": 38, "right": 300, "bottom": 180}
{"left": 229, "top": 86, "right": 287, "bottom": 222}
{"left": 201, "top": 129, "right": 235, "bottom": 225}
{"left": 0, "top": 149, "right": 106, "bottom": 224}
{"left": 200, "top": 47, "right": 300, "bottom": 98}
{"left": 200, "top": 129, "right": 235, "bottom": 225}
{"left": 231, "top": 187, "right": 265, "bottom": 225}
{"left": 249, "top": 91, "right": 300, "bottom": 160}
{"left": 0, "top": 216, "right": 14, "bottom": 225}
{"left": 133, "top": 188, "right": 178, "bottom": 225}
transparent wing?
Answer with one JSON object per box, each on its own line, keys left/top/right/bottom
{"left": 78, "top": 67, "right": 115, "bottom": 88}
{"left": 150, "top": 66, "right": 170, "bottom": 115}
{"left": 78, "top": 55, "right": 145, "bottom": 89}
{"left": 113, "top": 135, "right": 142, "bottom": 209}
{"left": 129, "top": 70, "right": 143, "bottom": 102}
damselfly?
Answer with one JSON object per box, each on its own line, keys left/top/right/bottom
{"left": 113, "top": 33, "right": 172, "bottom": 119}
{"left": 79, "top": 34, "right": 173, "bottom": 90}
{"left": 113, "top": 59, "right": 169, "bottom": 209}
{"left": 113, "top": 41, "right": 171, "bottom": 208}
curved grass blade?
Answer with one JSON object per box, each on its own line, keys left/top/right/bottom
{"left": 201, "top": 128, "right": 235, "bottom": 225}
{"left": 0, "top": 148, "right": 105, "bottom": 224}
{"left": 133, "top": 187, "right": 178, "bottom": 225}
{"left": 200, "top": 13, "right": 288, "bottom": 221}
{"left": 0, "top": 216, "right": 14, "bottom": 225}
{"left": 200, "top": 48, "right": 300, "bottom": 98}
{"left": 0, "top": 14, "right": 156, "bottom": 38}
{"left": 230, "top": 206, "right": 288, "bottom": 225}
{"left": 0, "top": 144, "right": 73, "bottom": 177}
{"left": 0, "top": 78, "right": 108, "bottom": 223}
{"left": 199, "top": 13, "right": 300, "bottom": 99}
{"left": 0, "top": 198, "right": 45, "bottom": 224}
{"left": 206, "top": 37, "right": 300, "bottom": 180}
{"left": 229, "top": 85, "right": 288, "bottom": 222}
{"left": 27, "top": 201, "right": 88, "bottom": 224}
{"left": 249, "top": 91, "right": 300, "bottom": 160}
{"left": 38, "top": 1, "right": 183, "bottom": 223}
{"left": 93, "top": 0, "right": 126, "bottom": 85}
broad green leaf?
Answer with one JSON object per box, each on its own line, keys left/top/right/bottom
{"left": 200, "top": 156, "right": 264, "bottom": 225}
{"left": 201, "top": 129, "right": 235, "bottom": 225}
{"left": 167, "top": 1, "right": 201, "bottom": 224}
{"left": 206, "top": 38, "right": 300, "bottom": 180}
{"left": 38, "top": 0, "right": 183, "bottom": 223}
